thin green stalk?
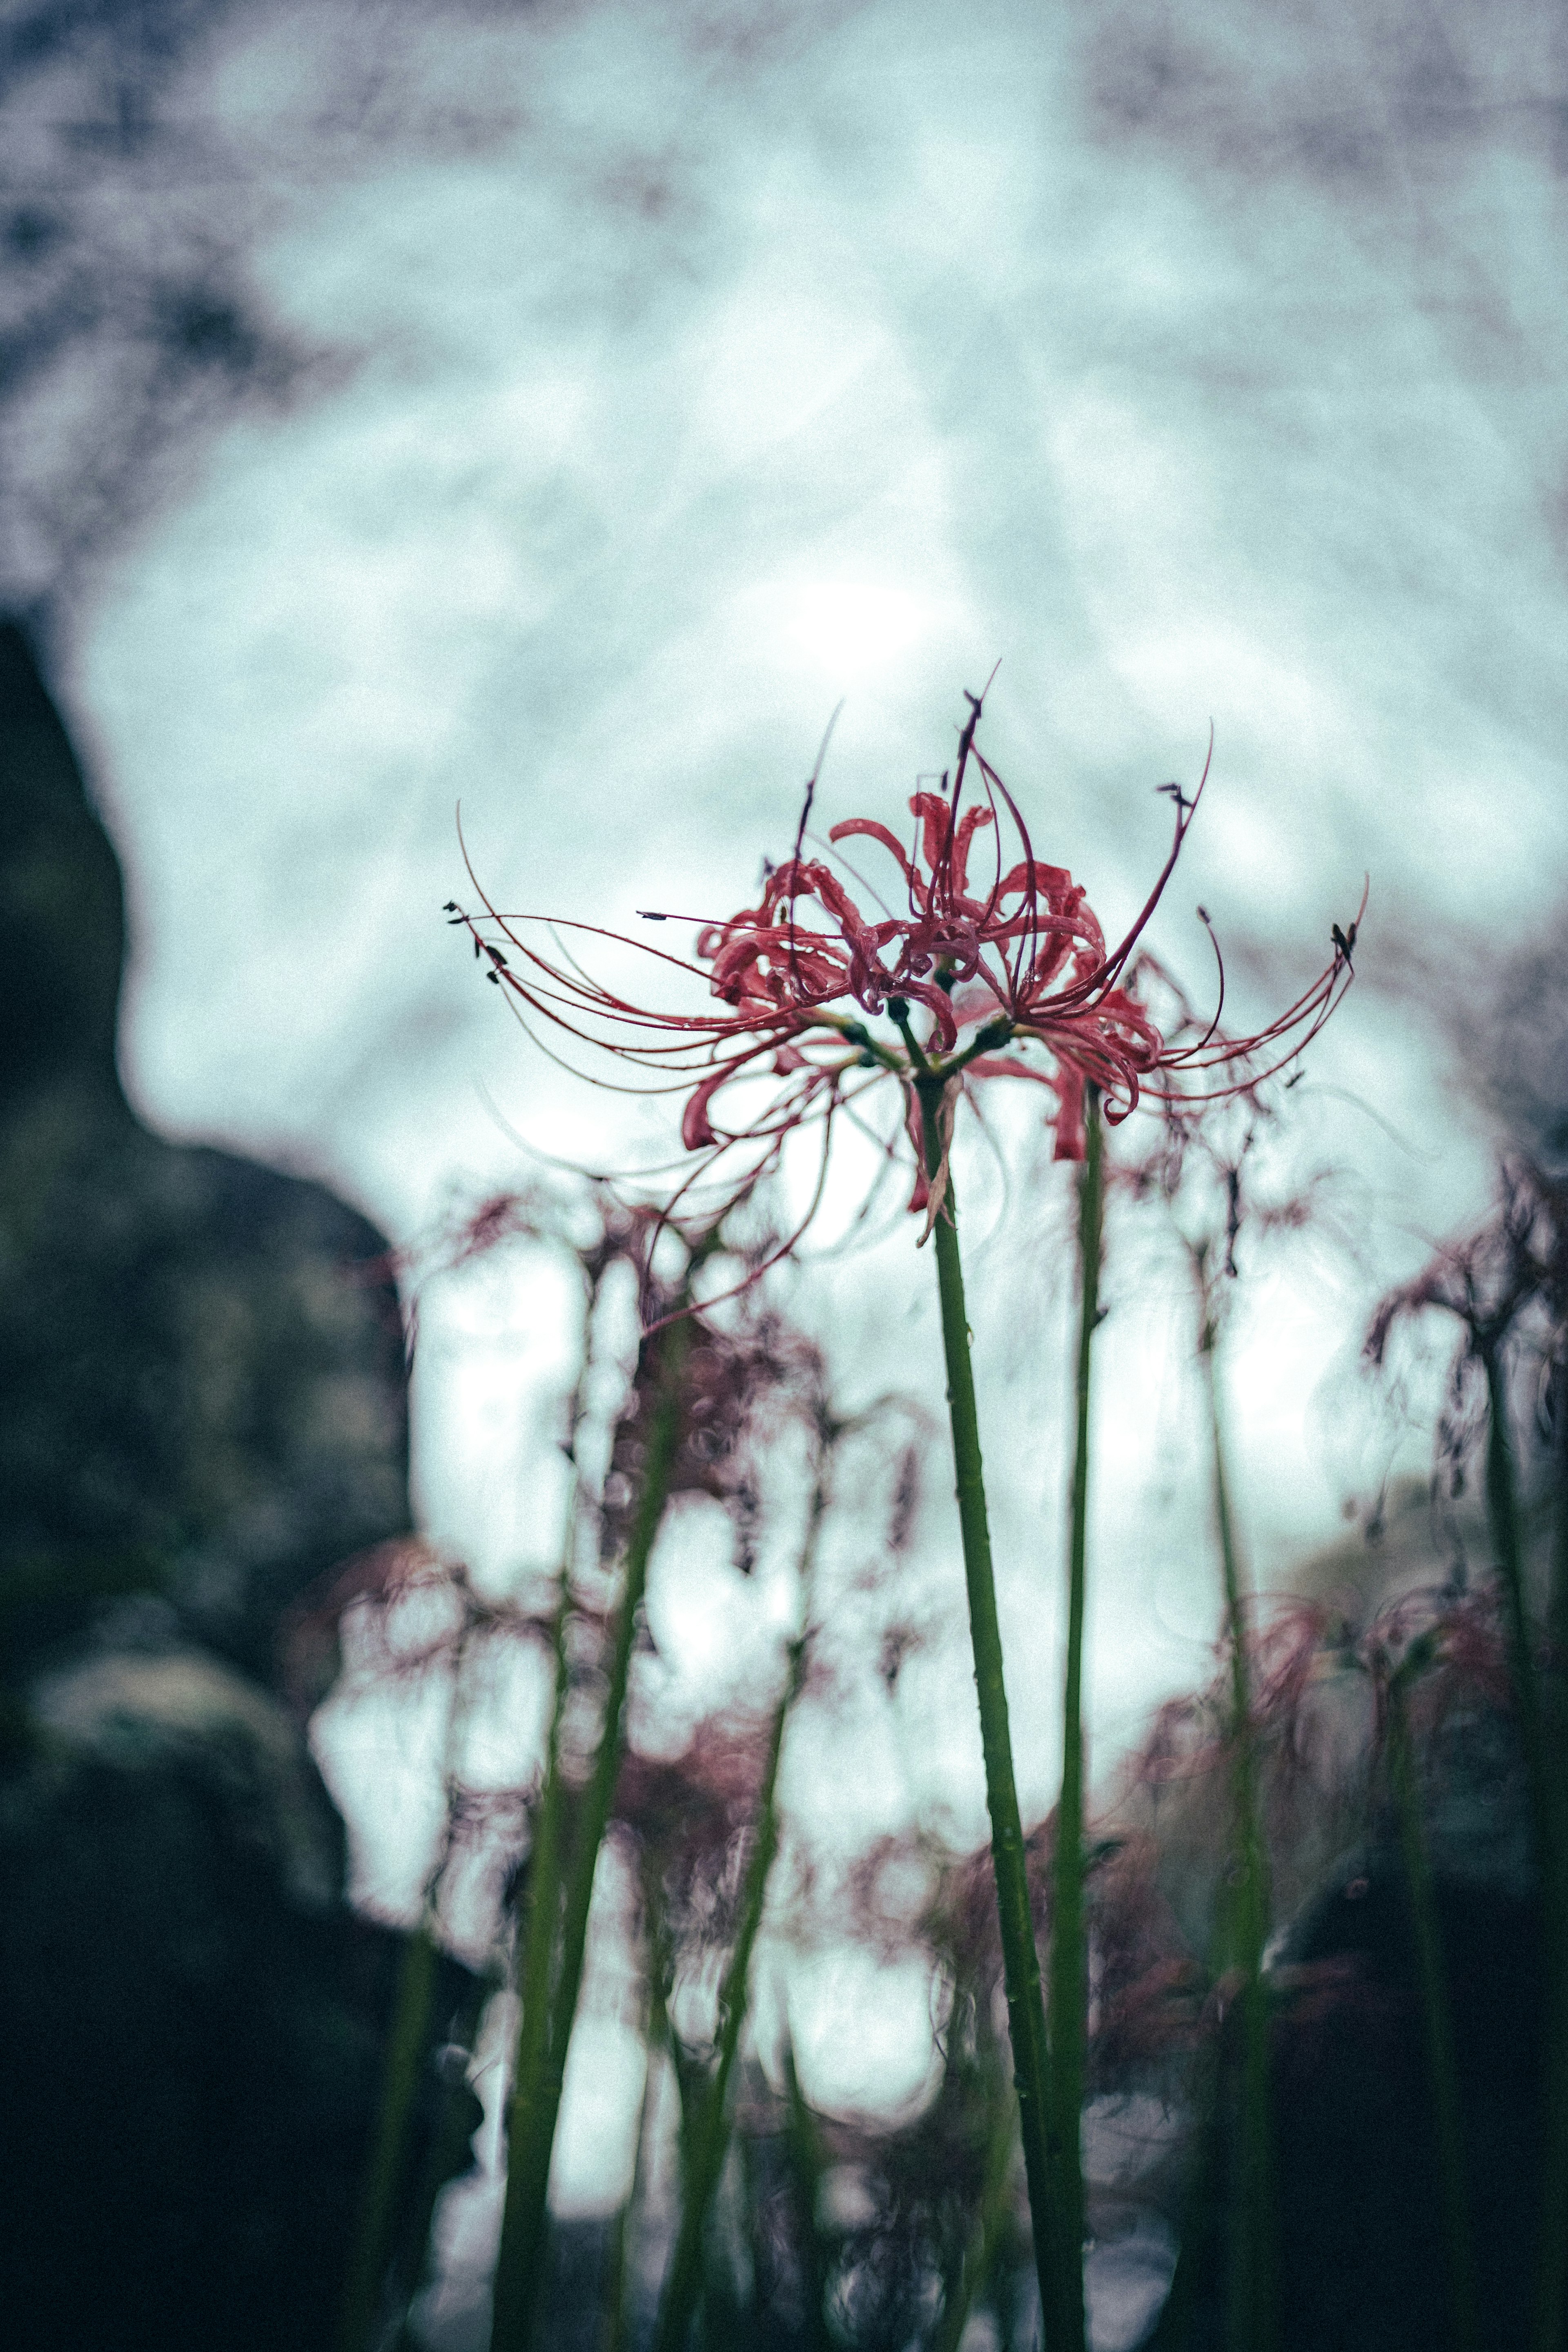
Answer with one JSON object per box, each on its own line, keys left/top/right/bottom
{"left": 601, "top": 2201, "right": 630, "bottom": 2352}
{"left": 739, "top": 2122, "right": 769, "bottom": 2327}
{"left": 651, "top": 1463, "right": 832, "bottom": 2352}
{"left": 696, "top": 2153, "right": 748, "bottom": 2352}
{"left": 916, "top": 1075, "right": 1061, "bottom": 2344}
{"left": 650, "top": 1654, "right": 798, "bottom": 2352}
{"left": 1147, "top": 2045, "right": 1224, "bottom": 2352}
{"left": 994, "top": 2252, "right": 1024, "bottom": 2352}
{"left": 388, "top": 2008, "right": 492, "bottom": 2350}
{"left": 1485, "top": 1351, "right": 1568, "bottom": 2352}
{"left": 933, "top": 2062, "right": 1019, "bottom": 2352}
{"left": 491, "top": 1312, "right": 692, "bottom": 2352}
{"left": 605, "top": 1983, "right": 666, "bottom": 2352}
{"left": 1551, "top": 1345, "right": 1568, "bottom": 1681}
{"left": 1386, "top": 1657, "right": 1481, "bottom": 2352}
{"left": 1198, "top": 1319, "right": 1274, "bottom": 2352}
{"left": 1546, "top": 1346, "right": 1568, "bottom": 2352}
{"left": 490, "top": 1582, "right": 573, "bottom": 2350}
{"left": 644, "top": 1876, "right": 702, "bottom": 2164}
{"left": 338, "top": 1920, "right": 441, "bottom": 2352}
{"left": 340, "top": 1601, "right": 480, "bottom": 2352}
{"left": 487, "top": 1272, "right": 606, "bottom": 2352}
{"left": 1045, "top": 1084, "right": 1102, "bottom": 2352}
{"left": 782, "top": 2044, "right": 831, "bottom": 2352}
{"left": 1484, "top": 1350, "right": 1558, "bottom": 1884}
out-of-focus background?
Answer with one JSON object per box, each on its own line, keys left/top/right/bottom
{"left": 4, "top": 0, "right": 1566, "bottom": 2332}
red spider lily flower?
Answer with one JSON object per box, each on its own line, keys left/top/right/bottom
{"left": 447, "top": 693, "right": 1362, "bottom": 1275}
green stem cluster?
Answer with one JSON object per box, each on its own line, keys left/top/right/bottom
{"left": 916, "top": 1075, "right": 1062, "bottom": 2341}
{"left": 1550, "top": 1349, "right": 1568, "bottom": 2352}
{"left": 1385, "top": 1653, "right": 1481, "bottom": 2352}
{"left": 783, "top": 2044, "right": 832, "bottom": 2352}
{"left": 492, "top": 1584, "right": 574, "bottom": 2352}
{"left": 337, "top": 1921, "right": 441, "bottom": 2352}
{"left": 1044, "top": 1084, "right": 1102, "bottom": 2352}
{"left": 491, "top": 1313, "right": 693, "bottom": 2352}
{"left": 1198, "top": 1319, "right": 1275, "bottom": 2352}
{"left": 339, "top": 1605, "right": 481, "bottom": 2352}
{"left": 604, "top": 1925, "right": 671, "bottom": 2352}
{"left": 649, "top": 1668, "right": 793, "bottom": 2352}
{"left": 1482, "top": 1352, "right": 1568, "bottom": 2352}
{"left": 933, "top": 2042, "right": 1020, "bottom": 2352}
{"left": 1552, "top": 1346, "right": 1568, "bottom": 1679}
{"left": 650, "top": 1460, "right": 828, "bottom": 2352}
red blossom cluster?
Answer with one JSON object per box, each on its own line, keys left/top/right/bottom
{"left": 448, "top": 695, "right": 1362, "bottom": 1238}
{"left": 687, "top": 726, "right": 1169, "bottom": 1164}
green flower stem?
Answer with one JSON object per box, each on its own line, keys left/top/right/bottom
{"left": 650, "top": 1466, "right": 831, "bottom": 2352}
{"left": 487, "top": 1276, "right": 607, "bottom": 2352}
{"left": 649, "top": 1662, "right": 794, "bottom": 2352}
{"left": 1197, "top": 1321, "right": 1275, "bottom": 2352}
{"left": 1483, "top": 1350, "right": 1559, "bottom": 1888}
{"left": 739, "top": 2123, "right": 770, "bottom": 2330}
{"left": 337, "top": 1918, "right": 441, "bottom": 2352}
{"left": 489, "top": 1582, "right": 573, "bottom": 2352}
{"left": 608, "top": 1893, "right": 710, "bottom": 2352}
{"left": 783, "top": 2043, "right": 832, "bottom": 2352}
{"left": 1548, "top": 1354, "right": 1568, "bottom": 2352}
{"left": 1045, "top": 1085, "right": 1102, "bottom": 2352}
{"left": 1147, "top": 2053, "right": 1223, "bottom": 2352}
{"left": 339, "top": 1605, "right": 481, "bottom": 2352}
{"left": 644, "top": 1881, "right": 701, "bottom": 2158}
{"left": 1551, "top": 1350, "right": 1568, "bottom": 1678}
{"left": 934, "top": 2062, "right": 1020, "bottom": 2352}
{"left": 491, "top": 1312, "right": 692, "bottom": 2352}
{"left": 916, "top": 1074, "right": 1061, "bottom": 2342}
{"left": 1386, "top": 1659, "right": 1481, "bottom": 2352}
{"left": 600, "top": 2203, "right": 630, "bottom": 2352}
{"left": 389, "top": 2001, "right": 492, "bottom": 2350}
{"left": 1484, "top": 1352, "right": 1568, "bottom": 2352}
{"left": 606, "top": 1949, "right": 669, "bottom": 2352}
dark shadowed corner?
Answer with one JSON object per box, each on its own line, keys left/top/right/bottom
{"left": 0, "top": 619, "right": 481, "bottom": 2352}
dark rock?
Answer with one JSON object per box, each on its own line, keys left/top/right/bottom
{"left": 2, "top": 1648, "right": 483, "bottom": 2352}
{"left": 1173, "top": 1826, "right": 1544, "bottom": 2352}
{"left": 1262, "top": 1844, "right": 1539, "bottom": 2352}
{"left": 0, "top": 617, "right": 412, "bottom": 1686}
{"left": 0, "top": 621, "right": 476, "bottom": 2348}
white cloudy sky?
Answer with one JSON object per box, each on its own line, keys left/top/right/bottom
{"left": 9, "top": 1, "right": 1567, "bottom": 2154}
